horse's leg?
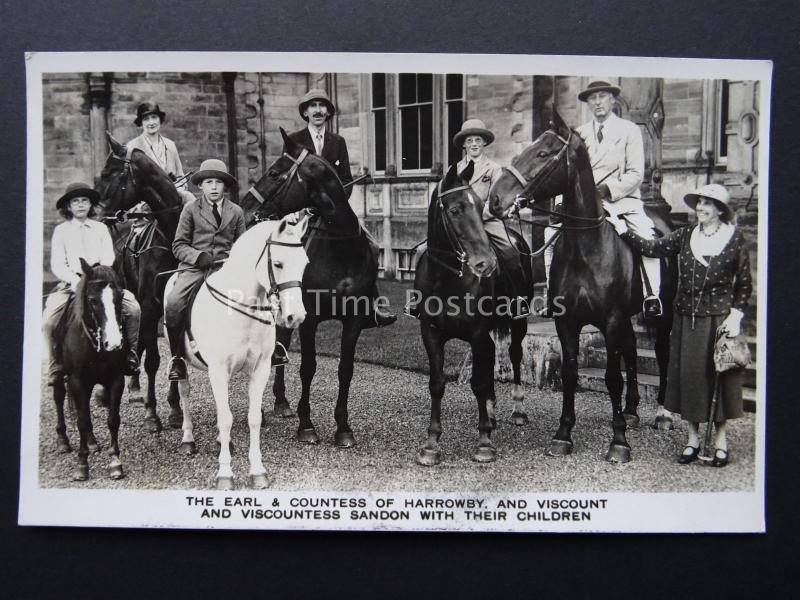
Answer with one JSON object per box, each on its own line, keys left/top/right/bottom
{"left": 603, "top": 316, "right": 632, "bottom": 463}
{"left": 208, "top": 364, "right": 234, "bottom": 490}
{"left": 471, "top": 331, "right": 497, "bottom": 463}
{"left": 509, "top": 321, "right": 529, "bottom": 426}
{"left": 127, "top": 331, "right": 147, "bottom": 404}
{"left": 296, "top": 319, "right": 320, "bottom": 444}
{"left": 52, "top": 376, "right": 71, "bottom": 453}
{"left": 653, "top": 318, "right": 674, "bottom": 430}
{"left": 333, "top": 318, "right": 363, "bottom": 447}
{"left": 177, "top": 378, "right": 196, "bottom": 455}
{"left": 69, "top": 376, "right": 91, "bottom": 481}
{"left": 620, "top": 318, "right": 641, "bottom": 428}
{"left": 246, "top": 360, "right": 271, "bottom": 489}
{"left": 141, "top": 318, "right": 163, "bottom": 433}
{"left": 106, "top": 376, "right": 125, "bottom": 480}
{"left": 416, "top": 324, "right": 446, "bottom": 466}
{"left": 86, "top": 387, "right": 101, "bottom": 454}
{"left": 272, "top": 327, "right": 295, "bottom": 418}
{"left": 548, "top": 319, "right": 579, "bottom": 456}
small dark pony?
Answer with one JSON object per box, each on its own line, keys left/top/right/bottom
{"left": 239, "top": 128, "right": 377, "bottom": 447}
{"left": 489, "top": 111, "right": 677, "bottom": 463}
{"left": 52, "top": 259, "right": 127, "bottom": 481}
{"left": 414, "top": 163, "right": 533, "bottom": 465}
{"left": 95, "top": 133, "right": 184, "bottom": 433}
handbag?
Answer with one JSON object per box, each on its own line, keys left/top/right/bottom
{"left": 713, "top": 328, "right": 752, "bottom": 373}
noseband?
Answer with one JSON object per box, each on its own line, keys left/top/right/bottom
{"left": 248, "top": 149, "right": 310, "bottom": 222}
{"left": 426, "top": 182, "right": 482, "bottom": 278}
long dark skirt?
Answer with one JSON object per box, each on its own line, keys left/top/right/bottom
{"left": 664, "top": 314, "right": 744, "bottom": 423}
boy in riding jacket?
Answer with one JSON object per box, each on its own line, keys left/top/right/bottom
{"left": 43, "top": 182, "right": 141, "bottom": 385}
{"left": 165, "top": 159, "right": 246, "bottom": 381}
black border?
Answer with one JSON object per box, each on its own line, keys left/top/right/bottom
{"left": 2, "top": 0, "right": 798, "bottom": 596}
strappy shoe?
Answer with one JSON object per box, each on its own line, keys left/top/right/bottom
{"left": 677, "top": 445, "right": 700, "bottom": 464}
{"left": 711, "top": 448, "right": 729, "bottom": 468}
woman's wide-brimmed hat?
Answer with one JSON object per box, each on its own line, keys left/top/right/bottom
{"left": 298, "top": 89, "right": 336, "bottom": 121}
{"left": 56, "top": 182, "right": 100, "bottom": 210}
{"left": 134, "top": 102, "right": 166, "bottom": 126}
{"left": 453, "top": 119, "right": 495, "bottom": 149}
{"left": 190, "top": 159, "right": 238, "bottom": 188}
{"left": 578, "top": 80, "right": 622, "bottom": 102}
{"left": 684, "top": 183, "right": 734, "bottom": 222}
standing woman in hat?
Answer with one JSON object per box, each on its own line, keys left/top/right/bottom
{"left": 43, "top": 183, "right": 142, "bottom": 384}
{"left": 607, "top": 184, "right": 753, "bottom": 467}
{"left": 165, "top": 159, "right": 246, "bottom": 381}
{"left": 128, "top": 102, "right": 196, "bottom": 206}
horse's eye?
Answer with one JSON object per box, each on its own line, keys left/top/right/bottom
{"left": 273, "top": 261, "right": 284, "bottom": 269}
{"left": 448, "top": 207, "right": 459, "bottom": 216}
{"left": 538, "top": 151, "right": 549, "bottom": 158}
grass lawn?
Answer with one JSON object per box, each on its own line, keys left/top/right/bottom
{"left": 310, "top": 278, "right": 471, "bottom": 379}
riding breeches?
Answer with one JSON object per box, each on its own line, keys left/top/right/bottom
{"left": 164, "top": 269, "right": 206, "bottom": 330}
{"left": 42, "top": 285, "right": 141, "bottom": 376}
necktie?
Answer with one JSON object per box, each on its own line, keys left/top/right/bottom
{"left": 597, "top": 124, "right": 604, "bottom": 144}
{"left": 212, "top": 202, "right": 221, "bottom": 227}
{"left": 315, "top": 133, "right": 323, "bottom": 155}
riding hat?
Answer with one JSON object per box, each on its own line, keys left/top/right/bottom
{"left": 56, "top": 182, "right": 101, "bottom": 210}
{"left": 134, "top": 102, "right": 166, "bottom": 126}
{"left": 190, "top": 159, "right": 238, "bottom": 188}
{"left": 684, "top": 183, "right": 734, "bottom": 222}
{"left": 298, "top": 89, "right": 336, "bottom": 121}
{"left": 453, "top": 119, "right": 495, "bottom": 149}
{"left": 578, "top": 81, "right": 621, "bottom": 102}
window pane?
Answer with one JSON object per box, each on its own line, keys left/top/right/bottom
{"left": 400, "top": 106, "right": 419, "bottom": 170}
{"left": 399, "top": 73, "right": 416, "bottom": 105}
{"left": 447, "top": 100, "right": 464, "bottom": 165}
{"left": 371, "top": 73, "right": 385, "bottom": 108}
{"left": 446, "top": 74, "right": 463, "bottom": 100}
{"left": 374, "top": 109, "right": 386, "bottom": 171}
{"left": 418, "top": 74, "right": 433, "bottom": 103}
{"left": 420, "top": 104, "right": 433, "bottom": 169}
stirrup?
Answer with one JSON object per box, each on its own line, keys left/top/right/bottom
{"left": 271, "top": 342, "right": 290, "bottom": 368}
{"left": 403, "top": 301, "right": 420, "bottom": 319}
{"left": 643, "top": 295, "right": 663, "bottom": 319}
{"left": 167, "top": 356, "right": 187, "bottom": 381}
{"left": 512, "top": 296, "right": 531, "bottom": 320}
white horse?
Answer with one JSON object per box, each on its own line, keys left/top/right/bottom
{"left": 165, "top": 211, "right": 310, "bottom": 490}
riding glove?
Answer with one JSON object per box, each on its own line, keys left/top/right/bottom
{"left": 195, "top": 252, "right": 214, "bottom": 268}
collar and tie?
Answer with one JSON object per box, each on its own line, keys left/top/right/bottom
{"left": 211, "top": 201, "right": 222, "bottom": 227}
{"left": 596, "top": 124, "right": 604, "bottom": 144}
{"left": 314, "top": 132, "right": 324, "bottom": 155}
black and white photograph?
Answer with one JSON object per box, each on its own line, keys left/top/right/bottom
{"left": 19, "top": 52, "right": 769, "bottom": 532}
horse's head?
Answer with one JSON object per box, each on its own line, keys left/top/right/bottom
{"left": 435, "top": 162, "right": 497, "bottom": 278}
{"left": 488, "top": 111, "right": 575, "bottom": 219}
{"left": 244, "top": 128, "right": 341, "bottom": 226}
{"left": 76, "top": 258, "right": 124, "bottom": 352}
{"left": 255, "top": 210, "right": 310, "bottom": 329}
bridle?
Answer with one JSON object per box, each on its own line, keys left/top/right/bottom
{"left": 248, "top": 149, "right": 311, "bottom": 223}
{"left": 425, "top": 182, "right": 482, "bottom": 278}
{"left": 204, "top": 226, "right": 306, "bottom": 325}
{"left": 80, "top": 280, "right": 122, "bottom": 353}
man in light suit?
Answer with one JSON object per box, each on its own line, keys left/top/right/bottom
{"left": 165, "top": 159, "right": 246, "bottom": 380}
{"left": 285, "top": 89, "right": 396, "bottom": 328}
{"left": 543, "top": 81, "right": 662, "bottom": 318}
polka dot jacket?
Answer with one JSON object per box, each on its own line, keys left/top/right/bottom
{"left": 622, "top": 225, "right": 753, "bottom": 316}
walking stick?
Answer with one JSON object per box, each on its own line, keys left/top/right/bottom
{"left": 699, "top": 377, "right": 720, "bottom": 462}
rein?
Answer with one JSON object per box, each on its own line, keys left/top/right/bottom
{"left": 426, "top": 183, "right": 479, "bottom": 278}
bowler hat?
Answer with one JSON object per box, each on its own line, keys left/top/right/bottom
{"left": 134, "top": 102, "right": 166, "bottom": 127}
{"left": 190, "top": 159, "right": 238, "bottom": 188}
{"left": 298, "top": 89, "right": 336, "bottom": 121}
{"left": 684, "top": 183, "right": 734, "bottom": 222}
{"left": 453, "top": 119, "right": 495, "bottom": 149}
{"left": 56, "top": 182, "right": 100, "bottom": 210}
{"left": 578, "top": 81, "right": 621, "bottom": 102}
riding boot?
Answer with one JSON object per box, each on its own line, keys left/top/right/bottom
{"left": 166, "top": 323, "right": 187, "bottom": 381}
{"left": 271, "top": 341, "right": 290, "bottom": 368}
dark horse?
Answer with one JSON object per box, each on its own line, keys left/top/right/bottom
{"left": 414, "top": 163, "right": 533, "bottom": 465}
{"left": 239, "top": 128, "right": 377, "bottom": 446}
{"left": 489, "top": 111, "right": 677, "bottom": 462}
{"left": 95, "top": 134, "right": 184, "bottom": 433}
{"left": 52, "top": 259, "right": 127, "bottom": 481}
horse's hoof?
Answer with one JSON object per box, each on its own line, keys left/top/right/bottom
{"left": 472, "top": 444, "right": 497, "bottom": 463}
{"left": 623, "top": 413, "right": 640, "bottom": 428}
{"left": 297, "top": 428, "right": 320, "bottom": 445}
{"left": 168, "top": 408, "right": 183, "bottom": 429}
{"left": 143, "top": 415, "right": 163, "bottom": 434}
{"left": 605, "top": 444, "right": 632, "bottom": 464}
{"left": 249, "top": 473, "right": 269, "bottom": 489}
{"left": 334, "top": 432, "right": 356, "bottom": 448}
{"left": 273, "top": 400, "right": 296, "bottom": 419}
{"left": 108, "top": 463, "right": 124, "bottom": 480}
{"left": 416, "top": 446, "right": 442, "bottom": 467}
{"left": 56, "top": 439, "right": 72, "bottom": 454}
{"left": 179, "top": 441, "right": 197, "bottom": 456}
{"left": 511, "top": 411, "right": 529, "bottom": 426}
{"left": 216, "top": 476, "right": 234, "bottom": 491}
{"left": 547, "top": 439, "right": 573, "bottom": 457}
{"left": 72, "top": 465, "right": 89, "bottom": 481}
{"left": 653, "top": 415, "right": 674, "bottom": 431}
